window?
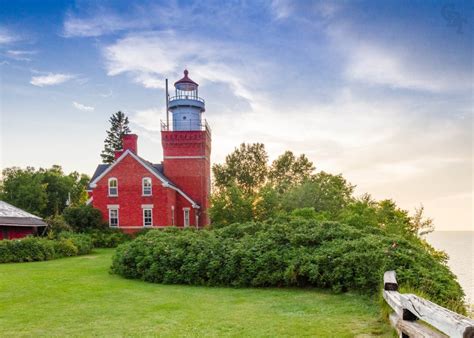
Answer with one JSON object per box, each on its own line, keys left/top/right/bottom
{"left": 183, "top": 208, "right": 190, "bottom": 227}
{"left": 142, "top": 177, "right": 152, "bottom": 196}
{"left": 109, "top": 208, "right": 119, "bottom": 227}
{"left": 143, "top": 208, "right": 153, "bottom": 227}
{"left": 108, "top": 178, "right": 118, "bottom": 196}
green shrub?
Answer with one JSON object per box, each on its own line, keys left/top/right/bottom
{"left": 85, "top": 229, "right": 131, "bottom": 248}
{"left": 53, "top": 239, "right": 79, "bottom": 257}
{"left": 111, "top": 221, "right": 465, "bottom": 313}
{"left": 58, "top": 232, "right": 93, "bottom": 255}
{"left": 0, "top": 233, "right": 93, "bottom": 263}
{"left": 44, "top": 215, "right": 73, "bottom": 238}
{"left": 63, "top": 205, "right": 105, "bottom": 231}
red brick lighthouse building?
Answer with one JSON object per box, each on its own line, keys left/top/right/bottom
{"left": 88, "top": 70, "right": 211, "bottom": 231}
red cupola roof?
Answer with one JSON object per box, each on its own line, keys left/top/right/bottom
{"left": 174, "top": 69, "right": 198, "bottom": 87}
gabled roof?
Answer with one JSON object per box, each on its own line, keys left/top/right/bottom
{"left": 88, "top": 150, "right": 200, "bottom": 208}
{"left": 0, "top": 201, "right": 48, "bottom": 227}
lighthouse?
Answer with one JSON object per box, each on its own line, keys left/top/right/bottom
{"left": 161, "top": 70, "right": 212, "bottom": 226}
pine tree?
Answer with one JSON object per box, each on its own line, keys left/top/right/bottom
{"left": 101, "top": 111, "right": 132, "bottom": 163}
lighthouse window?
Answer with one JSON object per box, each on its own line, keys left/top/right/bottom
{"left": 108, "top": 178, "right": 118, "bottom": 196}
{"left": 142, "top": 177, "right": 152, "bottom": 196}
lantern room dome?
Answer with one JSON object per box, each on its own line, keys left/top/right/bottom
{"left": 174, "top": 69, "right": 198, "bottom": 91}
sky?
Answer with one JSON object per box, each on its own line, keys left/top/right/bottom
{"left": 0, "top": 0, "right": 472, "bottom": 231}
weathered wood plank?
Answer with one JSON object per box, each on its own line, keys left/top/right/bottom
{"left": 389, "top": 313, "right": 447, "bottom": 338}
{"left": 383, "top": 290, "right": 418, "bottom": 321}
{"left": 384, "top": 270, "right": 399, "bottom": 291}
{"left": 403, "top": 294, "right": 474, "bottom": 338}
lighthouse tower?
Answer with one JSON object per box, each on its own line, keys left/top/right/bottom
{"left": 161, "top": 70, "right": 212, "bottom": 226}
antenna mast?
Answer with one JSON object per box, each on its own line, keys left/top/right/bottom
{"left": 165, "top": 78, "right": 169, "bottom": 130}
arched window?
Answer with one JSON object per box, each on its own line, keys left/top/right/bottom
{"left": 142, "top": 177, "right": 152, "bottom": 196}
{"left": 108, "top": 178, "right": 118, "bottom": 196}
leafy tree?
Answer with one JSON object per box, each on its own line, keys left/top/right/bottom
{"left": 0, "top": 166, "right": 90, "bottom": 218}
{"left": 63, "top": 205, "right": 105, "bottom": 231}
{"left": 269, "top": 151, "right": 314, "bottom": 193}
{"left": 282, "top": 172, "right": 355, "bottom": 217}
{"left": 212, "top": 143, "right": 268, "bottom": 195}
{"left": 0, "top": 167, "right": 47, "bottom": 216}
{"left": 209, "top": 184, "right": 253, "bottom": 227}
{"left": 252, "top": 184, "right": 280, "bottom": 221}
{"left": 410, "top": 205, "right": 434, "bottom": 236}
{"left": 101, "top": 111, "right": 132, "bottom": 164}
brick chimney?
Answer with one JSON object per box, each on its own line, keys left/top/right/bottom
{"left": 114, "top": 134, "right": 138, "bottom": 159}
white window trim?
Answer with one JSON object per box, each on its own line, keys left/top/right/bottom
{"left": 108, "top": 207, "right": 119, "bottom": 227}
{"left": 108, "top": 177, "right": 118, "bottom": 197}
{"left": 143, "top": 208, "right": 153, "bottom": 227}
{"left": 142, "top": 177, "right": 152, "bottom": 196}
{"left": 183, "top": 207, "right": 190, "bottom": 227}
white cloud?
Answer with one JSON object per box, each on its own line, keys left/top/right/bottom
{"left": 103, "top": 31, "right": 268, "bottom": 109}
{"left": 270, "top": 0, "right": 293, "bottom": 20}
{"left": 72, "top": 101, "right": 95, "bottom": 112}
{"left": 63, "top": 12, "right": 147, "bottom": 37}
{"left": 6, "top": 50, "right": 36, "bottom": 61}
{"left": 327, "top": 25, "right": 471, "bottom": 93}
{"left": 0, "top": 27, "right": 17, "bottom": 44}
{"left": 30, "top": 73, "right": 75, "bottom": 87}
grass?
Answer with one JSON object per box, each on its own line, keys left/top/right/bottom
{"left": 0, "top": 249, "right": 392, "bottom": 337}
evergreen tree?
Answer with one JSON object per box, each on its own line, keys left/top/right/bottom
{"left": 100, "top": 111, "right": 131, "bottom": 163}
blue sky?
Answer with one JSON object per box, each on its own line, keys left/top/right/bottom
{"left": 1, "top": 0, "right": 472, "bottom": 230}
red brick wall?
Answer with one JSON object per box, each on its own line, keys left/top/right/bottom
{"left": 161, "top": 130, "right": 211, "bottom": 226}
{"left": 91, "top": 154, "right": 195, "bottom": 230}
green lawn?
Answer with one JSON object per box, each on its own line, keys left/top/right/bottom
{"left": 0, "top": 249, "right": 392, "bottom": 337}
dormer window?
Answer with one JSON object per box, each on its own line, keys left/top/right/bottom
{"left": 142, "top": 177, "right": 152, "bottom": 196}
{"left": 108, "top": 178, "right": 118, "bottom": 196}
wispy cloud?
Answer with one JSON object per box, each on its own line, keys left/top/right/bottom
{"left": 327, "top": 24, "right": 472, "bottom": 93}
{"left": 270, "top": 0, "right": 293, "bottom": 20}
{"left": 72, "top": 101, "right": 95, "bottom": 112}
{"left": 30, "top": 73, "right": 75, "bottom": 87}
{"left": 103, "top": 31, "right": 268, "bottom": 108}
{"left": 0, "top": 27, "right": 17, "bottom": 44}
{"left": 63, "top": 11, "right": 148, "bottom": 37}
{"left": 6, "top": 50, "right": 36, "bottom": 61}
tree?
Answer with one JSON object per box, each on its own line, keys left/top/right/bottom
{"left": 209, "top": 183, "right": 254, "bottom": 227}
{"left": 0, "top": 166, "right": 90, "bottom": 218}
{"left": 212, "top": 143, "right": 268, "bottom": 195}
{"left": 269, "top": 151, "right": 314, "bottom": 193}
{"left": 410, "top": 205, "right": 435, "bottom": 236}
{"left": 63, "top": 205, "right": 105, "bottom": 231}
{"left": 281, "top": 172, "right": 355, "bottom": 217}
{"left": 101, "top": 111, "right": 132, "bottom": 164}
{"left": 0, "top": 167, "right": 48, "bottom": 216}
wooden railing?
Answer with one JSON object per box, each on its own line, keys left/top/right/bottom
{"left": 383, "top": 271, "right": 474, "bottom": 338}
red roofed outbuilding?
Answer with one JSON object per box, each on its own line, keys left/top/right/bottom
{"left": 0, "top": 201, "right": 48, "bottom": 240}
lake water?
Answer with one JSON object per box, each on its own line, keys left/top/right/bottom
{"left": 425, "top": 231, "right": 474, "bottom": 307}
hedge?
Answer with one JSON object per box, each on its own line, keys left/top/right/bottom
{"left": 0, "top": 233, "right": 93, "bottom": 263}
{"left": 111, "top": 220, "right": 466, "bottom": 313}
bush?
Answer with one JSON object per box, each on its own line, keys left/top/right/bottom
{"left": 44, "top": 215, "right": 73, "bottom": 238}
{"left": 111, "top": 221, "right": 466, "bottom": 313}
{"left": 63, "top": 205, "right": 105, "bottom": 231}
{"left": 58, "top": 232, "right": 93, "bottom": 255}
{"left": 85, "top": 229, "right": 131, "bottom": 248}
{"left": 0, "top": 233, "right": 92, "bottom": 263}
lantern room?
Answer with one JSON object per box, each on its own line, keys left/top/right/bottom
{"left": 168, "top": 69, "right": 205, "bottom": 131}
